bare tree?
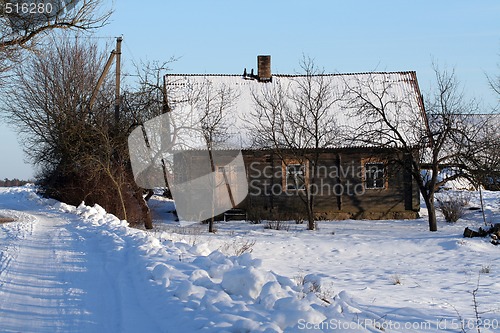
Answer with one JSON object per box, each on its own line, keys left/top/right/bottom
{"left": 128, "top": 73, "right": 239, "bottom": 231}
{"left": 461, "top": 114, "right": 500, "bottom": 225}
{"left": 344, "top": 64, "right": 482, "bottom": 231}
{"left": 124, "top": 59, "right": 178, "bottom": 122}
{"left": 250, "top": 56, "right": 343, "bottom": 230}
{"left": 181, "top": 78, "right": 238, "bottom": 232}
{"left": 486, "top": 61, "right": 500, "bottom": 108}
{"left": 123, "top": 59, "right": 177, "bottom": 199}
{"left": 197, "top": 81, "right": 236, "bottom": 150}
{"left": 1, "top": 35, "right": 152, "bottom": 228}
{"left": 0, "top": 0, "right": 112, "bottom": 81}
{"left": 2, "top": 35, "right": 109, "bottom": 168}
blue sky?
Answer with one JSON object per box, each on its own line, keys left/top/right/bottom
{"left": 1, "top": 0, "right": 499, "bottom": 179}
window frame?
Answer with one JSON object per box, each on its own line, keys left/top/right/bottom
{"left": 282, "top": 160, "right": 309, "bottom": 192}
{"left": 362, "top": 159, "right": 387, "bottom": 190}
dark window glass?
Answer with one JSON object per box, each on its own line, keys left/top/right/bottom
{"left": 286, "top": 164, "right": 305, "bottom": 190}
{"left": 365, "top": 163, "right": 385, "bottom": 189}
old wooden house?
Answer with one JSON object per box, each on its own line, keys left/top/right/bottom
{"left": 165, "top": 56, "right": 429, "bottom": 221}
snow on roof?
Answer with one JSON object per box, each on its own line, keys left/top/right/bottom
{"left": 165, "top": 71, "right": 428, "bottom": 149}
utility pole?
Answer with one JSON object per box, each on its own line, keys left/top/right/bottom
{"left": 114, "top": 36, "right": 122, "bottom": 123}
{"left": 89, "top": 36, "right": 123, "bottom": 119}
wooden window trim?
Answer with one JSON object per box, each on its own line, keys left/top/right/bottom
{"left": 361, "top": 158, "right": 388, "bottom": 190}
{"left": 282, "top": 159, "right": 309, "bottom": 192}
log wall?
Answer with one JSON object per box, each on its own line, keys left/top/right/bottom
{"left": 174, "top": 148, "right": 420, "bottom": 221}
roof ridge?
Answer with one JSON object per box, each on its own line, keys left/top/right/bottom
{"left": 165, "top": 71, "right": 417, "bottom": 77}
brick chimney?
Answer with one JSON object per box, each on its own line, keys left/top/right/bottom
{"left": 257, "top": 55, "right": 271, "bottom": 82}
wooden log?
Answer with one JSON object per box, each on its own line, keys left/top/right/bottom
{"left": 464, "top": 227, "right": 481, "bottom": 238}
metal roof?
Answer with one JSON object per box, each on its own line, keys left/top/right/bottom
{"left": 164, "top": 71, "right": 428, "bottom": 150}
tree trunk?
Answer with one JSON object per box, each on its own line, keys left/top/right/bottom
{"left": 478, "top": 184, "right": 487, "bottom": 226}
{"left": 208, "top": 178, "right": 215, "bottom": 233}
{"left": 306, "top": 191, "right": 316, "bottom": 231}
{"left": 307, "top": 212, "right": 316, "bottom": 230}
{"left": 424, "top": 194, "right": 438, "bottom": 232}
{"left": 144, "top": 189, "right": 154, "bottom": 202}
{"left": 207, "top": 147, "right": 216, "bottom": 233}
{"left": 135, "top": 187, "right": 153, "bottom": 229}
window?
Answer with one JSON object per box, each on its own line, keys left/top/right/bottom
{"left": 364, "top": 162, "right": 386, "bottom": 189}
{"left": 216, "top": 165, "right": 246, "bottom": 186}
{"left": 285, "top": 164, "right": 306, "bottom": 190}
{"left": 217, "top": 165, "right": 233, "bottom": 184}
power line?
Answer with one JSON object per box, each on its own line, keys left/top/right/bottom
{"left": 122, "top": 39, "right": 139, "bottom": 67}
{"left": 52, "top": 34, "right": 120, "bottom": 40}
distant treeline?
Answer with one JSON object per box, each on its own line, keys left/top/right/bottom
{"left": 0, "top": 178, "right": 31, "bottom": 187}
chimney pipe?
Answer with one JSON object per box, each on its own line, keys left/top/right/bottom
{"left": 257, "top": 55, "right": 271, "bottom": 82}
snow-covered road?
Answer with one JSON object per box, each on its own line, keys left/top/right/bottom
{"left": 0, "top": 210, "right": 87, "bottom": 332}
{"left": 0, "top": 200, "right": 165, "bottom": 333}
{"left": 0, "top": 187, "right": 335, "bottom": 333}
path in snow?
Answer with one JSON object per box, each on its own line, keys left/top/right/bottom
{"left": 0, "top": 199, "right": 162, "bottom": 333}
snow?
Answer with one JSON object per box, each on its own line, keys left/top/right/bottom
{"left": 1, "top": 185, "right": 500, "bottom": 332}
{"left": 166, "top": 72, "right": 427, "bottom": 149}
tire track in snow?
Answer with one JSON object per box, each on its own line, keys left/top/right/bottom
{"left": 0, "top": 210, "right": 35, "bottom": 289}
{"left": 0, "top": 212, "right": 90, "bottom": 332}
{"left": 0, "top": 206, "right": 162, "bottom": 333}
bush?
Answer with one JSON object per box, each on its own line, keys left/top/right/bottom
{"left": 264, "top": 220, "right": 290, "bottom": 231}
{"left": 246, "top": 208, "right": 263, "bottom": 225}
{"left": 219, "top": 239, "right": 256, "bottom": 256}
{"left": 436, "top": 192, "right": 469, "bottom": 222}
